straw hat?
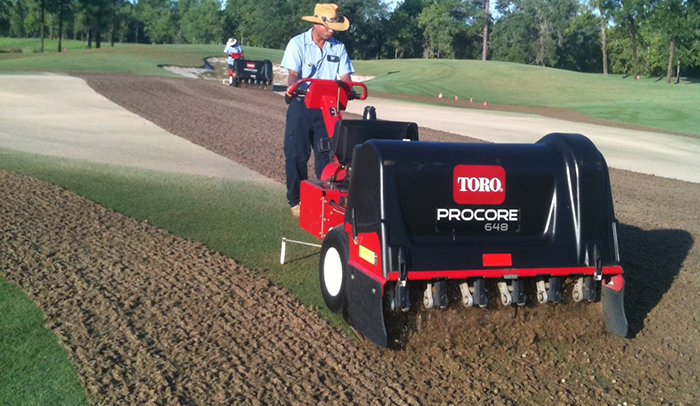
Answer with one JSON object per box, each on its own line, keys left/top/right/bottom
{"left": 302, "top": 4, "right": 350, "bottom": 31}
{"left": 226, "top": 38, "right": 237, "bottom": 46}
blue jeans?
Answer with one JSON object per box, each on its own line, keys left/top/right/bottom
{"left": 284, "top": 98, "right": 332, "bottom": 207}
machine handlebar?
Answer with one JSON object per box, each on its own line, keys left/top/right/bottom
{"left": 285, "top": 78, "right": 368, "bottom": 104}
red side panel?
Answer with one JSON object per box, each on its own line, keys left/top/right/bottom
{"left": 299, "top": 181, "right": 346, "bottom": 240}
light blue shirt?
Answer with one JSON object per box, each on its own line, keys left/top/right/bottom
{"left": 224, "top": 44, "right": 243, "bottom": 65}
{"left": 281, "top": 28, "right": 354, "bottom": 85}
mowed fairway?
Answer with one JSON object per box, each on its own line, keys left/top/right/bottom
{"left": 355, "top": 58, "right": 700, "bottom": 137}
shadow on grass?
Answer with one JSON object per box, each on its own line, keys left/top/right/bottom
{"left": 283, "top": 250, "right": 321, "bottom": 264}
{"left": 618, "top": 223, "right": 694, "bottom": 337}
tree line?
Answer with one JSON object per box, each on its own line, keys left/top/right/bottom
{"left": 2, "top": 0, "right": 699, "bottom": 81}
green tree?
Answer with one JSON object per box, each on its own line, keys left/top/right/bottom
{"left": 473, "top": 0, "right": 491, "bottom": 60}
{"left": 221, "top": 0, "right": 243, "bottom": 42}
{"left": 386, "top": 0, "right": 423, "bottom": 58}
{"left": 577, "top": 0, "right": 614, "bottom": 75}
{"left": 107, "top": 0, "right": 130, "bottom": 46}
{"left": 336, "top": 0, "right": 390, "bottom": 59}
{"left": 491, "top": 0, "right": 579, "bottom": 67}
{"left": 179, "top": 0, "right": 223, "bottom": 44}
{"left": 491, "top": 2, "right": 537, "bottom": 63}
{"left": 645, "top": 0, "right": 700, "bottom": 82}
{"left": 231, "top": 0, "right": 297, "bottom": 48}
{"left": 7, "top": 0, "right": 30, "bottom": 37}
{"left": 611, "top": 0, "right": 650, "bottom": 77}
{"left": 56, "top": 0, "right": 70, "bottom": 50}
{"left": 22, "top": 0, "right": 40, "bottom": 37}
{"left": 136, "top": 0, "right": 176, "bottom": 44}
{"left": 74, "top": 0, "right": 111, "bottom": 48}
{"left": 565, "top": 1, "right": 606, "bottom": 73}
{"left": 417, "top": 0, "right": 463, "bottom": 58}
{"left": 0, "top": 0, "right": 10, "bottom": 35}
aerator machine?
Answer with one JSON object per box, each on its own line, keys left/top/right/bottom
{"left": 285, "top": 79, "right": 628, "bottom": 348}
{"left": 228, "top": 59, "right": 273, "bottom": 89}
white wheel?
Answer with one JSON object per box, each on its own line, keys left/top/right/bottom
{"left": 228, "top": 75, "right": 234, "bottom": 86}
{"left": 319, "top": 228, "right": 349, "bottom": 313}
{"left": 323, "top": 247, "right": 343, "bottom": 297}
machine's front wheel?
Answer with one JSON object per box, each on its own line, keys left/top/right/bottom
{"left": 319, "top": 228, "right": 349, "bottom": 314}
{"left": 228, "top": 75, "right": 234, "bottom": 86}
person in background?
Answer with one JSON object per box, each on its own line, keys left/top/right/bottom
{"left": 281, "top": 3, "right": 354, "bottom": 217}
{"left": 224, "top": 38, "right": 244, "bottom": 72}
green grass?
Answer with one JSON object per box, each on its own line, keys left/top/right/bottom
{"left": 353, "top": 58, "right": 700, "bottom": 136}
{"left": 0, "top": 39, "right": 284, "bottom": 76}
{"left": 0, "top": 38, "right": 90, "bottom": 54}
{"left": 0, "top": 278, "right": 88, "bottom": 406}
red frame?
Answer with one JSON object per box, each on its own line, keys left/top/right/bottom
{"left": 296, "top": 80, "right": 367, "bottom": 240}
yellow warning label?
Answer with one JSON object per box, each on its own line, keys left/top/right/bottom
{"left": 359, "top": 245, "right": 377, "bottom": 265}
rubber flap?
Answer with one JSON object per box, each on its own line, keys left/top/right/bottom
{"left": 345, "top": 265, "right": 387, "bottom": 348}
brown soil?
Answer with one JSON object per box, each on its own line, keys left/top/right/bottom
{"left": 1, "top": 72, "right": 698, "bottom": 405}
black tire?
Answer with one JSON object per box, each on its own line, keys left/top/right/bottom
{"left": 319, "top": 228, "right": 349, "bottom": 314}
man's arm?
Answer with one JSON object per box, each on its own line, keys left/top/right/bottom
{"left": 338, "top": 45, "right": 354, "bottom": 82}
{"left": 286, "top": 70, "right": 300, "bottom": 96}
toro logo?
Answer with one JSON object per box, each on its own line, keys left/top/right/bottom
{"left": 453, "top": 165, "right": 506, "bottom": 205}
{"left": 246, "top": 62, "right": 256, "bottom": 69}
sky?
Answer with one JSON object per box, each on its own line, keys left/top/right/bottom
{"left": 385, "top": 0, "right": 401, "bottom": 11}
